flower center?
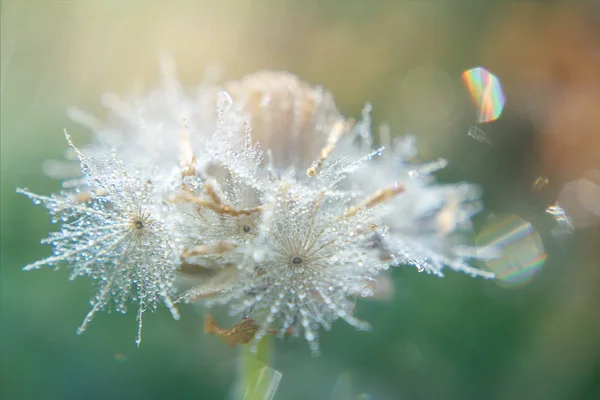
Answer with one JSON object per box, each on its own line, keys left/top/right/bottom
{"left": 292, "top": 256, "right": 303, "bottom": 265}
{"left": 134, "top": 220, "right": 144, "bottom": 230}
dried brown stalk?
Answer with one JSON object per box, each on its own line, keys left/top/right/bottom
{"left": 170, "top": 192, "right": 262, "bottom": 217}
{"left": 306, "top": 119, "right": 355, "bottom": 177}
{"left": 202, "top": 181, "right": 223, "bottom": 205}
{"left": 342, "top": 183, "right": 405, "bottom": 219}
{"left": 179, "top": 119, "right": 196, "bottom": 178}
{"left": 74, "top": 189, "right": 107, "bottom": 203}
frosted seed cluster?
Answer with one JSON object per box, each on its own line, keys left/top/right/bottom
{"left": 19, "top": 63, "right": 494, "bottom": 355}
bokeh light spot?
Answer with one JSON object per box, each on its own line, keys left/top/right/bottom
{"left": 467, "top": 125, "right": 492, "bottom": 144}
{"left": 558, "top": 177, "right": 600, "bottom": 229}
{"left": 546, "top": 201, "right": 575, "bottom": 235}
{"left": 476, "top": 214, "right": 546, "bottom": 288}
{"left": 462, "top": 67, "right": 505, "bottom": 123}
{"left": 532, "top": 176, "right": 550, "bottom": 191}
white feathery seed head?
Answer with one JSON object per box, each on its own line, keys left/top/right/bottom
{"left": 19, "top": 131, "right": 180, "bottom": 346}
{"left": 19, "top": 64, "right": 494, "bottom": 353}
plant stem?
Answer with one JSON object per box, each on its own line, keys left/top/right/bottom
{"left": 235, "top": 335, "right": 281, "bottom": 400}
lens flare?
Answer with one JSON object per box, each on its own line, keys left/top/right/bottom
{"left": 475, "top": 214, "right": 546, "bottom": 288}
{"left": 243, "top": 366, "right": 282, "bottom": 400}
{"left": 462, "top": 67, "right": 505, "bottom": 123}
{"left": 546, "top": 201, "right": 575, "bottom": 235}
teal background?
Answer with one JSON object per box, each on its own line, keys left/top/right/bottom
{"left": 2, "top": 1, "right": 599, "bottom": 399}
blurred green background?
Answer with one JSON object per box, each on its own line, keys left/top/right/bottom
{"left": 2, "top": 1, "right": 599, "bottom": 399}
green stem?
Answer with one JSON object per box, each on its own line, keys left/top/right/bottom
{"left": 236, "top": 335, "right": 281, "bottom": 400}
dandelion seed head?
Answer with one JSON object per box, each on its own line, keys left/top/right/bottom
{"left": 20, "top": 65, "right": 494, "bottom": 351}
{"left": 20, "top": 139, "right": 180, "bottom": 344}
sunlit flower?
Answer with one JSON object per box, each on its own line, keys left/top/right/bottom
{"left": 20, "top": 67, "right": 494, "bottom": 353}
{"left": 19, "top": 133, "right": 180, "bottom": 345}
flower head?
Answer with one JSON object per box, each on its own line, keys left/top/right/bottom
{"left": 19, "top": 132, "right": 179, "bottom": 345}
{"left": 192, "top": 178, "right": 390, "bottom": 355}
{"left": 20, "top": 67, "right": 494, "bottom": 353}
